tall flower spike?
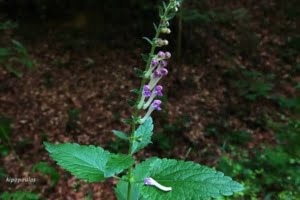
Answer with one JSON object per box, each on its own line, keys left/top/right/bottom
{"left": 148, "top": 68, "right": 168, "bottom": 90}
{"left": 139, "top": 100, "right": 162, "bottom": 123}
{"left": 137, "top": 85, "right": 152, "bottom": 109}
{"left": 144, "top": 177, "right": 172, "bottom": 192}
{"left": 143, "top": 85, "right": 163, "bottom": 109}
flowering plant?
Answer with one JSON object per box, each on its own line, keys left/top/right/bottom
{"left": 44, "top": 0, "right": 243, "bottom": 199}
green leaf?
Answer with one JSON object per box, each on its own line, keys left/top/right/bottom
{"left": 159, "top": 6, "right": 164, "bottom": 18}
{"left": 153, "top": 23, "right": 158, "bottom": 31}
{"left": 4, "top": 63, "right": 22, "bottom": 78}
{"left": 166, "top": 12, "right": 176, "bottom": 20}
{"left": 11, "top": 39, "right": 27, "bottom": 55}
{"left": 133, "top": 67, "right": 144, "bottom": 78}
{"left": 44, "top": 142, "right": 133, "bottom": 182}
{"left": 127, "top": 99, "right": 136, "bottom": 107}
{"left": 133, "top": 158, "right": 243, "bottom": 200}
{"left": 105, "top": 154, "right": 134, "bottom": 177}
{"left": 0, "top": 48, "right": 11, "bottom": 58}
{"left": 113, "top": 130, "right": 129, "bottom": 141}
{"left": 131, "top": 117, "right": 153, "bottom": 154}
{"left": 44, "top": 142, "right": 110, "bottom": 182}
{"left": 130, "top": 88, "right": 140, "bottom": 94}
{"left": 142, "top": 37, "right": 153, "bottom": 45}
{"left": 0, "top": 191, "right": 39, "bottom": 200}
{"left": 141, "top": 53, "right": 149, "bottom": 62}
{"left": 32, "top": 162, "right": 60, "bottom": 186}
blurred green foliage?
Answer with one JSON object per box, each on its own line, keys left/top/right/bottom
{"left": 0, "top": 191, "right": 39, "bottom": 200}
{"left": 0, "top": 39, "right": 34, "bottom": 78}
{"left": 217, "top": 118, "right": 300, "bottom": 199}
{"left": 226, "top": 69, "right": 274, "bottom": 101}
{"left": 66, "top": 108, "right": 81, "bottom": 131}
{"left": 32, "top": 162, "right": 60, "bottom": 186}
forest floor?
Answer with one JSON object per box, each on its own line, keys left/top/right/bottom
{"left": 0, "top": 0, "right": 299, "bottom": 199}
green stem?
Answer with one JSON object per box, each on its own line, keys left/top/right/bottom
{"left": 126, "top": 3, "right": 173, "bottom": 200}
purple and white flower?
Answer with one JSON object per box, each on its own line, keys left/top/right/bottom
{"left": 143, "top": 85, "right": 163, "bottom": 109}
{"left": 140, "top": 100, "right": 162, "bottom": 123}
{"left": 151, "top": 59, "right": 159, "bottom": 68}
{"left": 137, "top": 85, "right": 152, "bottom": 109}
{"left": 144, "top": 177, "right": 172, "bottom": 192}
{"left": 159, "top": 60, "right": 168, "bottom": 68}
{"left": 148, "top": 68, "right": 168, "bottom": 90}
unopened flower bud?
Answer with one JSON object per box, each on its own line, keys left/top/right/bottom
{"left": 160, "top": 68, "right": 168, "bottom": 76}
{"left": 161, "top": 28, "right": 171, "bottom": 34}
{"left": 151, "top": 59, "right": 159, "bottom": 67}
{"left": 163, "top": 40, "right": 169, "bottom": 46}
{"left": 155, "top": 38, "right": 164, "bottom": 47}
{"left": 165, "top": 52, "right": 171, "bottom": 59}
{"left": 157, "top": 51, "right": 165, "bottom": 59}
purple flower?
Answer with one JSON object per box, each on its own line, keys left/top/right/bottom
{"left": 151, "top": 100, "right": 162, "bottom": 110}
{"left": 165, "top": 52, "right": 171, "bottom": 59}
{"left": 157, "top": 51, "right": 165, "bottom": 58}
{"left": 151, "top": 59, "right": 159, "bottom": 67}
{"left": 153, "top": 70, "right": 162, "bottom": 78}
{"left": 159, "top": 60, "right": 168, "bottom": 67}
{"left": 154, "top": 85, "right": 163, "bottom": 96}
{"left": 142, "top": 85, "right": 151, "bottom": 97}
{"left": 160, "top": 68, "right": 168, "bottom": 76}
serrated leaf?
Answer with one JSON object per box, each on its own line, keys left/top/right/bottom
{"left": 142, "top": 37, "right": 153, "bottom": 45}
{"left": 44, "top": 142, "right": 134, "bottom": 182}
{"left": 112, "top": 130, "right": 129, "bottom": 141}
{"left": 134, "top": 158, "right": 243, "bottom": 200}
{"left": 105, "top": 154, "right": 134, "bottom": 177}
{"left": 131, "top": 117, "right": 153, "bottom": 154}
